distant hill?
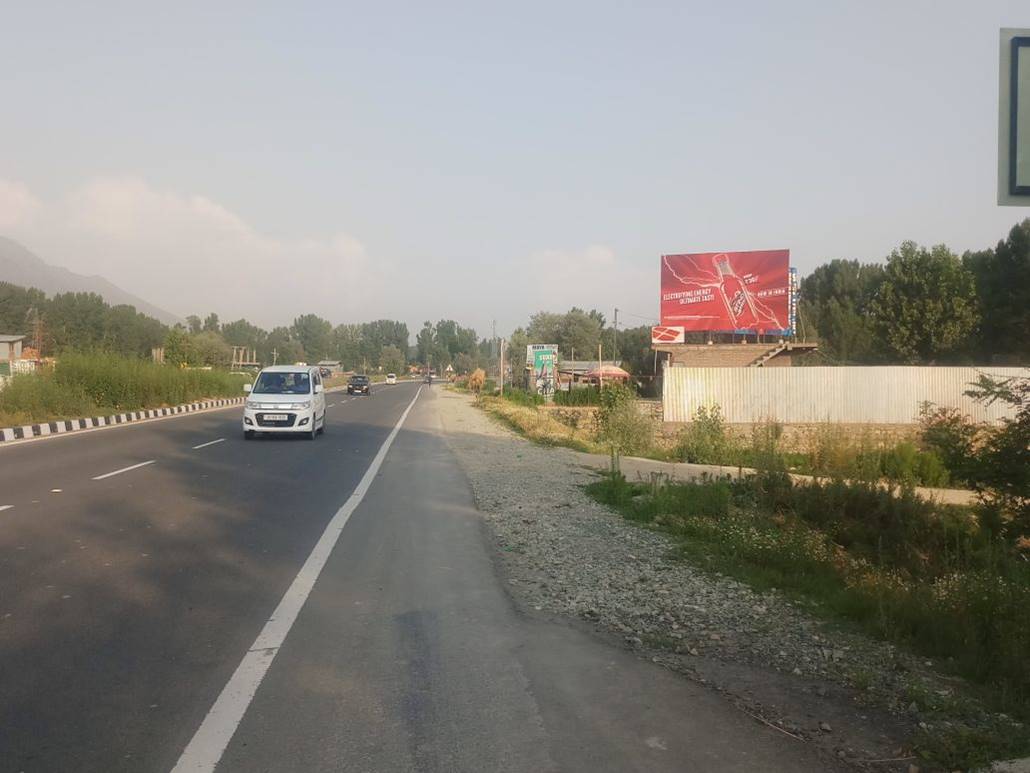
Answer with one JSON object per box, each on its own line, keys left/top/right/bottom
{"left": 0, "top": 236, "right": 183, "bottom": 325}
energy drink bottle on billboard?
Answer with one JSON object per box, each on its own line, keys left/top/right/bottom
{"left": 715, "top": 256, "right": 759, "bottom": 329}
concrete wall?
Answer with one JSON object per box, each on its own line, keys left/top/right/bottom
{"left": 663, "top": 365, "right": 1028, "bottom": 424}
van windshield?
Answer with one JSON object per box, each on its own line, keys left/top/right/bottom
{"left": 252, "top": 371, "right": 311, "bottom": 395}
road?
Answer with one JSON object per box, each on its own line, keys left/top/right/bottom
{"left": 0, "top": 382, "right": 830, "bottom": 772}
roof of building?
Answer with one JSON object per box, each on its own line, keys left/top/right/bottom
{"left": 584, "top": 365, "right": 631, "bottom": 378}
{"left": 0, "top": 334, "right": 26, "bottom": 343}
{"left": 558, "top": 360, "right": 623, "bottom": 372}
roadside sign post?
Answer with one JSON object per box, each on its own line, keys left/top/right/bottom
{"left": 526, "top": 344, "right": 558, "bottom": 401}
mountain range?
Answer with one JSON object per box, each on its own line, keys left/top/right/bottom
{"left": 0, "top": 236, "right": 182, "bottom": 325}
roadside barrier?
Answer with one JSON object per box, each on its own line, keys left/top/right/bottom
{"left": 0, "top": 397, "right": 246, "bottom": 443}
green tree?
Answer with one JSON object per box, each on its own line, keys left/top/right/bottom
{"left": 616, "top": 325, "right": 655, "bottom": 377}
{"left": 527, "top": 309, "right": 604, "bottom": 360}
{"left": 202, "top": 312, "right": 220, "bottom": 333}
{"left": 191, "top": 331, "right": 232, "bottom": 367}
{"left": 333, "top": 324, "right": 363, "bottom": 369}
{"left": 266, "top": 326, "right": 305, "bottom": 364}
{"left": 221, "top": 319, "right": 266, "bottom": 352}
{"left": 47, "top": 292, "right": 109, "bottom": 352}
{"left": 378, "top": 344, "right": 405, "bottom": 375}
{"left": 186, "top": 315, "right": 202, "bottom": 334}
{"left": 416, "top": 321, "right": 435, "bottom": 367}
{"left": 164, "top": 327, "right": 192, "bottom": 367}
{"left": 799, "top": 259, "right": 884, "bottom": 363}
{"left": 453, "top": 352, "right": 475, "bottom": 375}
{"left": 290, "top": 314, "right": 333, "bottom": 361}
{"left": 0, "top": 282, "right": 47, "bottom": 337}
{"left": 869, "top": 242, "right": 979, "bottom": 363}
{"left": 103, "top": 304, "right": 167, "bottom": 358}
{"left": 963, "top": 218, "right": 1030, "bottom": 361}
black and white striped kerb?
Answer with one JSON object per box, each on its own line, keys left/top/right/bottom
{"left": 0, "top": 397, "right": 245, "bottom": 443}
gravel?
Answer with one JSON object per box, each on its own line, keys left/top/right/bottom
{"left": 436, "top": 390, "right": 1022, "bottom": 769}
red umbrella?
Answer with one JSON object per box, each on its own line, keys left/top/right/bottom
{"left": 583, "top": 365, "right": 630, "bottom": 380}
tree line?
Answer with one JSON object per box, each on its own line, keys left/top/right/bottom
{"left": 800, "top": 219, "right": 1030, "bottom": 364}
{"left": 4, "top": 217, "right": 1026, "bottom": 374}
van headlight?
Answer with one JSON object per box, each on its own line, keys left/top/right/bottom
{"left": 291, "top": 401, "right": 311, "bottom": 410}
{"left": 246, "top": 400, "right": 261, "bottom": 409}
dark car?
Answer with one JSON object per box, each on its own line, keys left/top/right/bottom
{"left": 347, "top": 374, "right": 371, "bottom": 395}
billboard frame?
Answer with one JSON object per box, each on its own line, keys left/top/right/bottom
{"left": 999, "top": 29, "right": 1030, "bottom": 205}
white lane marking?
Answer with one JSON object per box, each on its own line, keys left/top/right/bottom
{"left": 0, "top": 402, "right": 242, "bottom": 452}
{"left": 91, "top": 460, "right": 156, "bottom": 480}
{"left": 327, "top": 403, "right": 336, "bottom": 408}
{"left": 172, "top": 386, "right": 422, "bottom": 773}
{"left": 192, "top": 438, "right": 226, "bottom": 450}
{"left": 0, "top": 505, "right": 12, "bottom": 512}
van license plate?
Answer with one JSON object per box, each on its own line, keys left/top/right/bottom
{"left": 262, "top": 413, "right": 288, "bottom": 421}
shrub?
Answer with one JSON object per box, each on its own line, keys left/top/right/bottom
{"left": 0, "top": 351, "right": 247, "bottom": 425}
{"left": 965, "top": 375, "right": 1030, "bottom": 541}
{"left": 920, "top": 402, "right": 979, "bottom": 484}
{"left": 501, "top": 388, "right": 543, "bottom": 407}
{"left": 554, "top": 387, "right": 600, "bottom": 406}
{"left": 596, "top": 383, "right": 654, "bottom": 455}
{"left": 675, "top": 404, "right": 736, "bottom": 464}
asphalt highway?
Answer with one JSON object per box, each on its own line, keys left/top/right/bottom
{"left": 0, "top": 382, "right": 829, "bottom": 772}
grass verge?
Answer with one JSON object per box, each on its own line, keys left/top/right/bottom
{"left": 585, "top": 470, "right": 1030, "bottom": 770}
{"left": 477, "top": 395, "right": 603, "bottom": 453}
{"left": 0, "top": 352, "right": 249, "bottom": 426}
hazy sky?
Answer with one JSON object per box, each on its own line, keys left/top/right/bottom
{"left": 1, "top": 1, "right": 1027, "bottom": 336}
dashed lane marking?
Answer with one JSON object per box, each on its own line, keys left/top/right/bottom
{"left": 91, "top": 460, "right": 156, "bottom": 481}
{"left": 192, "top": 438, "right": 226, "bottom": 450}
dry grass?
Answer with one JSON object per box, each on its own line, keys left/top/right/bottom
{"left": 479, "top": 395, "right": 603, "bottom": 453}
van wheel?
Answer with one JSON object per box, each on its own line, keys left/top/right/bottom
{"left": 307, "top": 420, "right": 317, "bottom": 440}
{"left": 318, "top": 414, "right": 326, "bottom": 435}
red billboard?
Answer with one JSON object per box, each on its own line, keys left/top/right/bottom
{"left": 660, "top": 250, "right": 791, "bottom": 334}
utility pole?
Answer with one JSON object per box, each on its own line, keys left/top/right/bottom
{"left": 613, "top": 307, "right": 619, "bottom": 363}
{"left": 272, "top": 348, "right": 278, "bottom": 365}
{"left": 598, "top": 343, "right": 603, "bottom": 390}
{"left": 499, "top": 338, "right": 505, "bottom": 396}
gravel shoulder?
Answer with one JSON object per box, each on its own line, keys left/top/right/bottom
{"left": 436, "top": 389, "right": 1018, "bottom": 772}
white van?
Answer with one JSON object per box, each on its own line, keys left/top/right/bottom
{"left": 386, "top": 373, "right": 397, "bottom": 384}
{"left": 243, "top": 365, "right": 326, "bottom": 439}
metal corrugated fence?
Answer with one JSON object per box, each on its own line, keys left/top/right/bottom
{"left": 663, "top": 366, "right": 1028, "bottom": 424}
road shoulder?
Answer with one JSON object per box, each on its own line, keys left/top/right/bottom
{"left": 437, "top": 389, "right": 937, "bottom": 771}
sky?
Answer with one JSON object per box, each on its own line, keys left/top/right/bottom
{"left": 1, "top": 1, "right": 1028, "bottom": 337}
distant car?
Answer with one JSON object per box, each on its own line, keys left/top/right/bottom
{"left": 386, "top": 373, "right": 397, "bottom": 384}
{"left": 347, "top": 374, "right": 371, "bottom": 395}
{"left": 243, "top": 365, "right": 326, "bottom": 440}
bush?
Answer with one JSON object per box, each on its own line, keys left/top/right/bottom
{"left": 675, "top": 404, "right": 735, "bottom": 464}
{"left": 501, "top": 388, "right": 543, "bottom": 407}
{"left": 554, "top": 387, "right": 600, "bottom": 406}
{"left": 920, "top": 402, "right": 979, "bottom": 484}
{"left": 596, "top": 383, "right": 654, "bottom": 455}
{"left": 0, "top": 351, "right": 248, "bottom": 425}
{"left": 964, "top": 375, "right": 1030, "bottom": 541}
